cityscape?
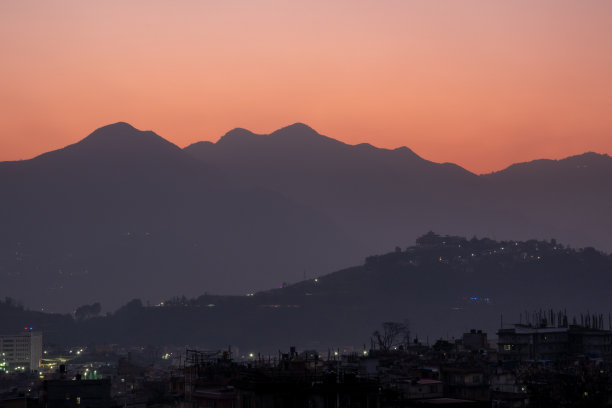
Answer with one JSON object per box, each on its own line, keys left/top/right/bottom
{"left": 2, "top": 1, "right": 612, "bottom": 407}
{"left": 3, "top": 313, "right": 612, "bottom": 407}
{"left": 3, "top": 233, "right": 612, "bottom": 406}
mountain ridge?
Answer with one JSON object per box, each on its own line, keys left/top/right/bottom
{"left": 186, "top": 123, "right": 440, "bottom": 166}
{"left": 35, "top": 122, "right": 186, "bottom": 162}
{"left": 0, "top": 123, "right": 363, "bottom": 312}
{"left": 485, "top": 152, "right": 612, "bottom": 177}
{"left": 2, "top": 122, "right": 612, "bottom": 313}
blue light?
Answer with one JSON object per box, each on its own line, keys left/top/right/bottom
{"left": 470, "top": 296, "right": 478, "bottom": 300}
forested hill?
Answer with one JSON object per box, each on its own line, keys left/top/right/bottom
{"left": 1, "top": 233, "right": 611, "bottom": 351}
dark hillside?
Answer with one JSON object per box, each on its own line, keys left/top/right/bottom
{"left": 3, "top": 233, "right": 610, "bottom": 352}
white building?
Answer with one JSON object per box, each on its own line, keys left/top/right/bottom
{"left": 0, "top": 330, "right": 42, "bottom": 372}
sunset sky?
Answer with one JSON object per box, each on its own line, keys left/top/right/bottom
{"left": 1, "top": 1, "right": 611, "bottom": 174}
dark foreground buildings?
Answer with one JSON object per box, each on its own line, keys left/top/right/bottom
{"left": 498, "top": 324, "right": 612, "bottom": 361}
{"left": 42, "top": 378, "right": 111, "bottom": 408}
{"left": 4, "top": 315, "right": 612, "bottom": 407}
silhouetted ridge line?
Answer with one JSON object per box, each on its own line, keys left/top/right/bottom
{"left": 27, "top": 122, "right": 186, "bottom": 165}
{"left": 216, "top": 127, "right": 259, "bottom": 145}
{"left": 269, "top": 122, "right": 320, "bottom": 138}
{"left": 485, "top": 151, "right": 612, "bottom": 176}
{"left": 2, "top": 121, "right": 612, "bottom": 315}
{"left": 75, "top": 122, "right": 181, "bottom": 150}
{"left": 0, "top": 122, "right": 360, "bottom": 311}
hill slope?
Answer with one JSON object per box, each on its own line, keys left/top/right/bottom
{"left": 185, "top": 124, "right": 612, "bottom": 253}
{"left": 0, "top": 123, "right": 361, "bottom": 311}
{"left": 3, "top": 122, "right": 612, "bottom": 312}
{"left": 2, "top": 233, "right": 611, "bottom": 350}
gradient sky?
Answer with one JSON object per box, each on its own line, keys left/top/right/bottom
{"left": 1, "top": 1, "right": 611, "bottom": 174}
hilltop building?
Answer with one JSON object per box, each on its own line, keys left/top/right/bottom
{"left": 0, "top": 329, "right": 42, "bottom": 372}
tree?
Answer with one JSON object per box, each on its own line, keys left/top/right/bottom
{"left": 372, "top": 321, "right": 408, "bottom": 351}
{"left": 75, "top": 302, "right": 101, "bottom": 321}
{"left": 1, "top": 297, "right": 24, "bottom": 310}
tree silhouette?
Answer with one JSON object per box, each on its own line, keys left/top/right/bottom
{"left": 75, "top": 302, "right": 101, "bottom": 321}
{"left": 372, "top": 322, "right": 407, "bottom": 351}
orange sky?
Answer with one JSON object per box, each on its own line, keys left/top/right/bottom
{"left": 1, "top": 0, "right": 611, "bottom": 174}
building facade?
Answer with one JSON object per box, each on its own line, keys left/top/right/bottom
{"left": 498, "top": 324, "right": 612, "bottom": 361}
{"left": 0, "top": 330, "right": 42, "bottom": 372}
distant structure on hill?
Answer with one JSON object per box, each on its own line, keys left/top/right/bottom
{"left": 416, "top": 231, "right": 468, "bottom": 247}
{"left": 0, "top": 328, "right": 42, "bottom": 372}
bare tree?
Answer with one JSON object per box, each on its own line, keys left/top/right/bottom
{"left": 372, "top": 321, "right": 407, "bottom": 351}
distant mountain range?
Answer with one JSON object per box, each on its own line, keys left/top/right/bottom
{"left": 185, "top": 123, "right": 612, "bottom": 255}
{"left": 1, "top": 122, "right": 611, "bottom": 311}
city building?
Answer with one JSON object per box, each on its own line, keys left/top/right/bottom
{"left": 462, "top": 330, "right": 488, "bottom": 352}
{"left": 42, "top": 378, "right": 111, "bottom": 408}
{"left": 0, "top": 329, "right": 42, "bottom": 372}
{"left": 498, "top": 323, "right": 612, "bottom": 361}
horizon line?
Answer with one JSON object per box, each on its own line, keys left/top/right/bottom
{"left": 1, "top": 121, "right": 610, "bottom": 176}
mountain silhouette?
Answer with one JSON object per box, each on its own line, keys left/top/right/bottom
{"left": 185, "top": 123, "right": 487, "bottom": 255}
{"left": 0, "top": 123, "right": 361, "bottom": 311}
{"left": 186, "top": 126, "right": 612, "bottom": 255}
{"left": 2, "top": 122, "right": 612, "bottom": 312}
{"left": 483, "top": 152, "right": 612, "bottom": 250}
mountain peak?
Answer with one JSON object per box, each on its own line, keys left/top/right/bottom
{"left": 270, "top": 123, "right": 320, "bottom": 138}
{"left": 565, "top": 151, "right": 610, "bottom": 163}
{"left": 99, "top": 121, "right": 137, "bottom": 131}
{"left": 217, "top": 128, "right": 258, "bottom": 145}
{"left": 76, "top": 122, "right": 178, "bottom": 151}
{"left": 30, "top": 122, "right": 184, "bottom": 163}
{"left": 84, "top": 122, "right": 149, "bottom": 141}
{"left": 81, "top": 122, "right": 144, "bottom": 143}
{"left": 214, "top": 123, "right": 335, "bottom": 149}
